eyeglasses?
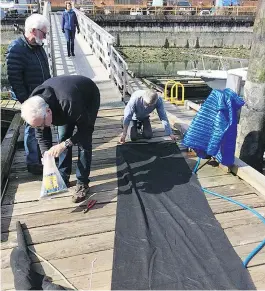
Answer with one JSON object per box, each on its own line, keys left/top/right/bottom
{"left": 36, "top": 29, "right": 47, "bottom": 37}
{"left": 34, "top": 113, "right": 46, "bottom": 130}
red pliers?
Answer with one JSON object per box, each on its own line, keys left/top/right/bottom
{"left": 83, "top": 199, "right": 97, "bottom": 213}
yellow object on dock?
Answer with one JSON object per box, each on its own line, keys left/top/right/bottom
{"left": 164, "top": 80, "right": 185, "bottom": 105}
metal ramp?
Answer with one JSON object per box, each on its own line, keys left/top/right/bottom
{"left": 50, "top": 12, "right": 123, "bottom": 108}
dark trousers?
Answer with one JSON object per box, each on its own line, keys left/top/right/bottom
{"left": 24, "top": 123, "right": 40, "bottom": 165}
{"left": 130, "top": 118, "right": 153, "bottom": 141}
{"left": 65, "top": 29, "right": 75, "bottom": 55}
{"left": 58, "top": 124, "right": 93, "bottom": 186}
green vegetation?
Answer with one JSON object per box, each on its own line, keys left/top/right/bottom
{"left": 1, "top": 92, "right": 10, "bottom": 100}
{"left": 1, "top": 44, "right": 10, "bottom": 94}
{"left": 1, "top": 45, "right": 11, "bottom": 100}
{"left": 117, "top": 47, "right": 251, "bottom": 63}
{"left": 164, "top": 38, "right": 170, "bottom": 49}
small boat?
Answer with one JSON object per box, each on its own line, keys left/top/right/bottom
{"left": 177, "top": 67, "right": 248, "bottom": 94}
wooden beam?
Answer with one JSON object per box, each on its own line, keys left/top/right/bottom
{"left": 1, "top": 113, "right": 23, "bottom": 191}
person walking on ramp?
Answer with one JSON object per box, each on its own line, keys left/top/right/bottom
{"left": 62, "top": 2, "right": 80, "bottom": 57}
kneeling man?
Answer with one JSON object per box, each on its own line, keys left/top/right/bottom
{"left": 119, "top": 89, "right": 177, "bottom": 143}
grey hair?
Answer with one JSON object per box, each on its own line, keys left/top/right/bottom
{"left": 21, "top": 96, "right": 48, "bottom": 124}
{"left": 143, "top": 89, "right": 158, "bottom": 105}
{"left": 25, "top": 13, "right": 49, "bottom": 35}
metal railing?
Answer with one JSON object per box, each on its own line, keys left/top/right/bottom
{"left": 164, "top": 80, "right": 185, "bottom": 105}
{"left": 180, "top": 52, "right": 249, "bottom": 71}
{"left": 41, "top": 1, "right": 54, "bottom": 76}
{"left": 75, "top": 4, "right": 257, "bottom": 16}
{"left": 74, "top": 7, "right": 133, "bottom": 99}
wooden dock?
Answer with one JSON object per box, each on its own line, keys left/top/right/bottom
{"left": 1, "top": 11, "right": 265, "bottom": 290}
{"left": 1, "top": 106, "right": 265, "bottom": 289}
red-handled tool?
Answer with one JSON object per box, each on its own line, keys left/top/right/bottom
{"left": 83, "top": 199, "right": 97, "bottom": 213}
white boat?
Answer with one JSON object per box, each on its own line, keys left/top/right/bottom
{"left": 177, "top": 67, "right": 248, "bottom": 92}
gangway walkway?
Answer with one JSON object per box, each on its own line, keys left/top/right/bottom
{"left": 51, "top": 12, "right": 123, "bottom": 108}
{"left": 1, "top": 9, "right": 265, "bottom": 291}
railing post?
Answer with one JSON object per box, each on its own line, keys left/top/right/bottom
{"left": 122, "top": 63, "right": 126, "bottom": 100}
{"left": 110, "top": 46, "right": 114, "bottom": 81}
{"left": 42, "top": 0, "right": 53, "bottom": 76}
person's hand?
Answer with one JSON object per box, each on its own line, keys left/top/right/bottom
{"left": 170, "top": 134, "right": 178, "bottom": 142}
{"left": 47, "top": 143, "right": 66, "bottom": 157}
{"left": 119, "top": 133, "right": 126, "bottom": 144}
{"left": 62, "top": 29, "right": 65, "bottom": 33}
{"left": 77, "top": 29, "right": 80, "bottom": 34}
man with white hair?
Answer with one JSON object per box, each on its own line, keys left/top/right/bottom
{"left": 21, "top": 75, "right": 100, "bottom": 203}
{"left": 119, "top": 89, "right": 177, "bottom": 143}
{"left": 6, "top": 13, "right": 51, "bottom": 175}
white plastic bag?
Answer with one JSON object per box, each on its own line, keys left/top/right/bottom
{"left": 40, "top": 152, "right": 68, "bottom": 199}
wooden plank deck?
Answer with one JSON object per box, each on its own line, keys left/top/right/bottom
{"left": 1, "top": 110, "right": 265, "bottom": 289}
{"left": 0, "top": 100, "right": 20, "bottom": 111}
{"left": 1, "top": 11, "right": 265, "bottom": 290}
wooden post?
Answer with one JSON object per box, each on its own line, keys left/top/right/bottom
{"left": 236, "top": 0, "right": 265, "bottom": 172}
{"left": 1, "top": 113, "right": 23, "bottom": 188}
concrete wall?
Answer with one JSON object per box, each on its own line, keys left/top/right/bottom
{"left": 90, "top": 16, "right": 254, "bottom": 48}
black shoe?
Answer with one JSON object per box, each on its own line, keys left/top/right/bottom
{"left": 72, "top": 184, "right": 90, "bottom": 203}
{"left": 27, "top": 164, "right": 43, "bottom": 175}
{"left": 68, "top": 54, "right": 71, "bottom": 57}
{"left": 71, "top": 52, "right": 75, "bottom": 57}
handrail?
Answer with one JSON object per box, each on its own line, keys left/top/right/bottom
{"left": 74, "top": 8, "right": 131, "bottom": 100}
{"left": 42, "top": 0, "right": 53, "bottom": 76}
{"left": 171, "top": 82, "right": 185, "bottom": 105}
{"left": 74, "top": 8, "right": 114, "bottom": 43}
{"left": 164, "top": 80, "right": 185, "bottom": 105}
{"left": 75, "top": 4, "right": 257, "bottom": 16}
{"left": 180, "top": 52, "right": 249, "bottom": 71}
{"left": 180, "top": 52, "right": 248, "bottom": 62}
{"left": 164, "top": 80, "right": 176, "bottom": 101}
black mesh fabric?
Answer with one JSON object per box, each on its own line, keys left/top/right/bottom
{"left": 111, "top": 141, "right": 255, "bottom": 290}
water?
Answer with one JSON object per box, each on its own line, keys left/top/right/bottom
{"left": 1, "top": 28, "right": 22, "bottom": 90}
{"left": 127, "top": 59, "right": 248, "bottom": 78}
{"left": 1, "top": 127, "right": 8, "bottom": 142}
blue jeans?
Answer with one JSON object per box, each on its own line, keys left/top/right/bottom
{"left": 24, "top": 123, "right": 40, "bottom": 165}
{"left": 65, "top": 29, "right": 75, "bottom": 54}
{"left": 57, "top": 124, "right": 92, "bottom": 185}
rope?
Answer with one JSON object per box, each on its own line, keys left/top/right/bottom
{"left": 89, "top": 258, "right": 97, "bottom": 290}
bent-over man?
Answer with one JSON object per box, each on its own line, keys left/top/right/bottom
{"left": 21, "top": 75, "right": 100, "bottom": 203}
{"left": 119, "top": 89, "right": 177, "bottom": 143}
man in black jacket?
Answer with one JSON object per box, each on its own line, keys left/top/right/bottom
{"left": 21, "top": 75, "right": 100, "bottom": 203}
{"left": 7, "top": 13, "right": 51, "bottom": 175}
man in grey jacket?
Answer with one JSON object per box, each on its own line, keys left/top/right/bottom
{"left": 6, "top": 13, "right": 51, "bottom": 174}
{"left": 120, "top": 89, "right": 177, "bottom": 143}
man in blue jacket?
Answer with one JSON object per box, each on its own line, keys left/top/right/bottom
{"left": 6, "top": 13, "right": 51, "bottom": 175}
{"left": 62, "top": 2, "right": 80, "bottom": 57}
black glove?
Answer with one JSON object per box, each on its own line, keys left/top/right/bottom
{"left": 77, "top": 29, "right": 80, "bottom": 34}
{"left": 62, "top": 29, "right": 65, "bottom": 33}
